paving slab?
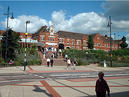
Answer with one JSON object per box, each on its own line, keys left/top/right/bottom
{"left": 0, "top": 65, "right": 129, "bottom": 97}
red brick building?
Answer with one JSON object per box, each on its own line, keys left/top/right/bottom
{"left": 57, "top": 31, "right": 88, "bottom": 50}
{"left": 91, "top": 33, "right": 121, "bottom": 51}
{"left": 33, "top": 25, "right": 58, "bottom": 52}
{"left": 0, "top": 26, "right": 121, "bottom": 52}
{"left": 57, "top": 31, "right": 121, "bottom": 51}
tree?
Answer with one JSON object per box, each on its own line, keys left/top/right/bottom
{"left": 1, "top": 29, "right": 21, "bottom": 62}
{"left": 120, "top": 36, "right": 128, "bottom": 49}
{"left": 87, "top": 35, "right": 94, "bottom": 49}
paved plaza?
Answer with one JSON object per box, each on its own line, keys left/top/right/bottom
{"left": 0, "top": 65, "right": 129, "bottom": 97}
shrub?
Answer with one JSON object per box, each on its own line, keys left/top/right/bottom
{"left": 63, "top": 49, "right": 129, "bottom": 67}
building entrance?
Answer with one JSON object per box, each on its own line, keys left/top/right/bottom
{"left": 58, "top": 43, "right": 64, "bottom": 49}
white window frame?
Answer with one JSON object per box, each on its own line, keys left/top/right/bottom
{"left": 77, "top": 40, "right": 81, "bottom": 45}
{"left": 67, "top": 39, "right": 70, "bottom": 44}
{"left": 41, "top": 35, "right": 45, "bottom": 41}
{"left": 49, "top": 36, "right": 55, "bottom": 42}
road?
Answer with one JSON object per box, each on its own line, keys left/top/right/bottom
{"left": 0, "top": 69, "right": 129, "bottom": 86}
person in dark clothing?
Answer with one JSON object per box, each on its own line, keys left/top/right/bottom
{"left": 95, "top": 72, "right": 110, "bottom": 97}
{"left": 50, "top": 58, "right": 54, "bottom": 67}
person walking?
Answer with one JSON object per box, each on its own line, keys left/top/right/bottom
{"left": 73, "top": 59, "right": 77, "bottom": 70}
{"left": 65, "top": 54, "right": 68, "bottom": 61}
{"left": 67, "top": 58, "right": 71, "bottom": 70}
{"left": 50, "top": 58, "right": 54, "bottom": 67}
{"left": 59, "top": 49, "right": 62, "bottom": 56}
{"left": 46, "top": 57, "right": 50, "bottom": 67}
{"left": 95, "top": 72, "right": 110, "bottom": 97}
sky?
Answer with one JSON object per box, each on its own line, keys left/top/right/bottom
{"left": 0, "top": 0, "right": 129, "bottom": 45}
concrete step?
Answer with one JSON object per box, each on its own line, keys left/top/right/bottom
{"left": 41, "top": 59, "right": 66, "bottom": 66}
{"left": 38, "top": 51, "right": 66, "bottom": 66}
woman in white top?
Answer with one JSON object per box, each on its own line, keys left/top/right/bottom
{"left": 67, "top": 58, "right": 71, "bottom": 70}
{"left": 47, "top": 58, "right": 50, "bottom": 67}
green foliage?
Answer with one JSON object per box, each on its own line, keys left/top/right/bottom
{"left": 0, "top": 29, "right": 41, "bottom": 67}
{"left": 0, "top": 57, "right": 5, "bottom": 65}
{"left": 112, "top": 49, "right": 129, "bottom": 56}
{"left": 28, "top": 44, "right": 37, "bottom": 55}
{"left": 87, "top": 35, "right": 94, "bottom": 49}
{"left": 0, "top": 45, "right": 5, "bottom": 65}
{"left": 1, "top": 29, "right": 21, "bottom": 62}
{"left": 63, "top": 49, "right": 129, "bottom": 67}
{"left": 15, "top": 47, "right": 41, "bottom": 66}
{"left": 120, "top": 36, "right": 128, "bottom": 49}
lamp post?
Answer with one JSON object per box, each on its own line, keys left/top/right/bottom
{"left": 107, "top": 16, "right": 112, "bottom": 67}
{"left": 24, "top": 21, "right": 30, "bottom": 71}
{"left": 4, "top": 6, "right": 14, "bottom": 62}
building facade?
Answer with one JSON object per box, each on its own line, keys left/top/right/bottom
{"left": 33, "top": 25, "right": 58, "bottom": 52}
{"left": 0, "top": 26, "right": 121, "bottom": 52}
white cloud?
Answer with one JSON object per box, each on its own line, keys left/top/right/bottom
{"left": 2, "top": 15, "right": 48, "bottom": 33}
{"left": 126, "top": 34, "right": 129, "bottom": 45}
{"left": 51, "top": 11, "right": 129, "bottom": 33}
{"left": 51, "top": 10, "right": 66, "bottom": 25}
{"left": 113, "top": 21, "right": 129, "bottom": 28}
{"left": 1, "top": 10, "right": 129, "bottom": 34}
{"left": 51, "top": 11, "right": 108, "bottom": 33}
{"left": 126, "top": 34, "right": 129, "bottom": 38}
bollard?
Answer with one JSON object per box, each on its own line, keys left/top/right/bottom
{"left": 104, "top": 60, "right": 107, "bottom": 68}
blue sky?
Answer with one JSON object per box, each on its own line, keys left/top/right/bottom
{"left": 0, "top": 1, "right": 105, "bottom": 21}
{"left": 0, "top": 0, "right": 129, "bottom": 45}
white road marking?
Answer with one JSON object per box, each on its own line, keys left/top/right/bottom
{"left": 0, "top": 80, "right": 19, "bottom": 83}
{"left": 50, "top": 73, "right": 90, "bottom": 77}
{"left": 33, "top": 74, "right": 44, "bottom": 78}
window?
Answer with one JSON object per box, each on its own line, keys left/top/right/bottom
{"left": 59, "top": 39, "right": 61, "bottom": 42}
{"left": 105, "top": 44, "right": 108, "bottom": 47}
{"left": 77, "top": 46, "right": 79, "bottom": 49}
{"left": 83, "top": 40, "right": 86, "bottom": 46}
{"left": 67, "top": 39, "right": 70, "bottom": 44}
{"left": 49, "top": 37, "right": 55, "bottom": 42}
{"left": 97, "top": 37, "right": 99, "bottom": 39}
{"left": 72, "top": 39, "right": 75, "bottom": 45}
{"left": 41, "top": 35, "right": 44, "bottom": 41}
{"left": 62, "top": 38, "right": 64, "bottom": 43}
{"left": 59, "top": 38, "right": 64, "bottom": 43}
{"left": 77, "top": 40, "right": 81, "bottom": 45}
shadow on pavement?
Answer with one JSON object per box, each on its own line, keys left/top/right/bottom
{"left": 80, "top": 91, "right": 129, "bottom": 97}
{"left": 53, "top": 80, "right": 92, "bottom": 96}
{"left": 52, "top": 79, "right": 129, "bottom": 97}
{"left": 33, "top": 85, "right": 52, "bottom": 97}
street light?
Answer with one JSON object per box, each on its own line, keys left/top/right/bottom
{"left": 24, "top": 21, "right": 30, "bottom": 71}
{"left": 4, "top": 6, "right": 14, "bottom": 62}
{"left": 107, "top": 16, "right": 112, "bottom": 67}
